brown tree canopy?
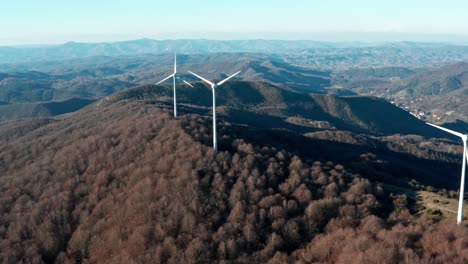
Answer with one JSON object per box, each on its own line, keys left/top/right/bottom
{"left": 0, "top": 101, "right": 466, "bottom": 263}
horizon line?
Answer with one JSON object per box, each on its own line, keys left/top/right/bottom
{"left": 2, "top": 31, "right": 468, "bottom": 47}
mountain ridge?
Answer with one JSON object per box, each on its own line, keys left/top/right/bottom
{"left": 101, "top": 81, "right": 444, "bottom": 138}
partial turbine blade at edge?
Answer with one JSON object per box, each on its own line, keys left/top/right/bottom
{"left": 156, "top": 74, "right": 174, "bottom": 85}
{"left": 183, "top": 79, "right": 194, "bottom": 87}
{"left": 189, "top": 71, "right": 214, "bottom": 86}
{"left": 217, "top": 71, "right": 241, "bottom": 86}
{"left": 426, "top": 122, "right": 464, "bottom": 138}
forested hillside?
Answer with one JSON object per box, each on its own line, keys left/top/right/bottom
{"left": 0, "top": 98, "right": 466, "bottom": 263}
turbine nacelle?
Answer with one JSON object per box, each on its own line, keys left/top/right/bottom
{"left": 189, "top": 71, "right": 241, "bottom": 92}
{"left": 156, "top": 73, "right": 174, "bottom": 85}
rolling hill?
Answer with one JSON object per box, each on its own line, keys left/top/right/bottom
{"left": 0, "top": 98, "right": 95, "bottom": 122}
{"left": 331, "top": 62, "right": 468, "bottom": 124}
{"left": 330, "top": 66, "right": 417, "bottom": 94}
{"left": 382, "top": 62, "right": 468, "bottom": 123}
{"left": 0, "top": 72, "right": 134, "bottom": 103}
{"left": 334, "top": 67, "right": 416, "bottom": 82}
{"left": 390, "top": 62, "right": 468, "bottom": 96}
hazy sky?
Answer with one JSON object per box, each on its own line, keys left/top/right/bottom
{"left": 2, "top": 0, "right": 468, "bottom": 45}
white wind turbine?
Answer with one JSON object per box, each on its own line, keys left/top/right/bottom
{"left": 188, "top": 70, "right": 241, "bottom": 152}
{"left": 157, "top": 54, "right": 193, "bottom": 117}
{"left": 427, "top": 122, "right": 468, "bottom": 224}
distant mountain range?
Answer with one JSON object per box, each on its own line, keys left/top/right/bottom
{"left": 1, "top": 39, "right": 468, "bottom": 69}
{"left": 0, "top": 39, "right": 357, "bottom": 64}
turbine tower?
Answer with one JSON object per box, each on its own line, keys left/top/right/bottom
{"left": 188, "top": 70, "right": 241, "bottom": 152}
{"left": 157, "top": 54, "right": 193, "bottom": 117}
{"left": 427, "top": 122, "right": 468, "bottom": 224}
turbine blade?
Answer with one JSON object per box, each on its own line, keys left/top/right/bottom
{"left": 183, "top": 79, "right": 194, "bottom": 87}
{"left": 189, "top": 71, "right": 214, "bottom": 86}
{"left": 426, "top": 122, "right": 464, "bottom": 138}
{"left": 174, "top": 53, "right": 177, "bottom": 74}
{"left": 156, "top": 74, "right": 174, "bottom": 85}
{"left": 217, "top": 71, "right": 241, "bottom": 86}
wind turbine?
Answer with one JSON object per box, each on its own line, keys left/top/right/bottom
{"left": 188, "top": 70, "right": 241, "bottom": 152}
{"left": 427, "top": 122, "right": 468, "bottom": 224}
{"left": 157, "top": 54, "right": 193, "bottom": 117}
